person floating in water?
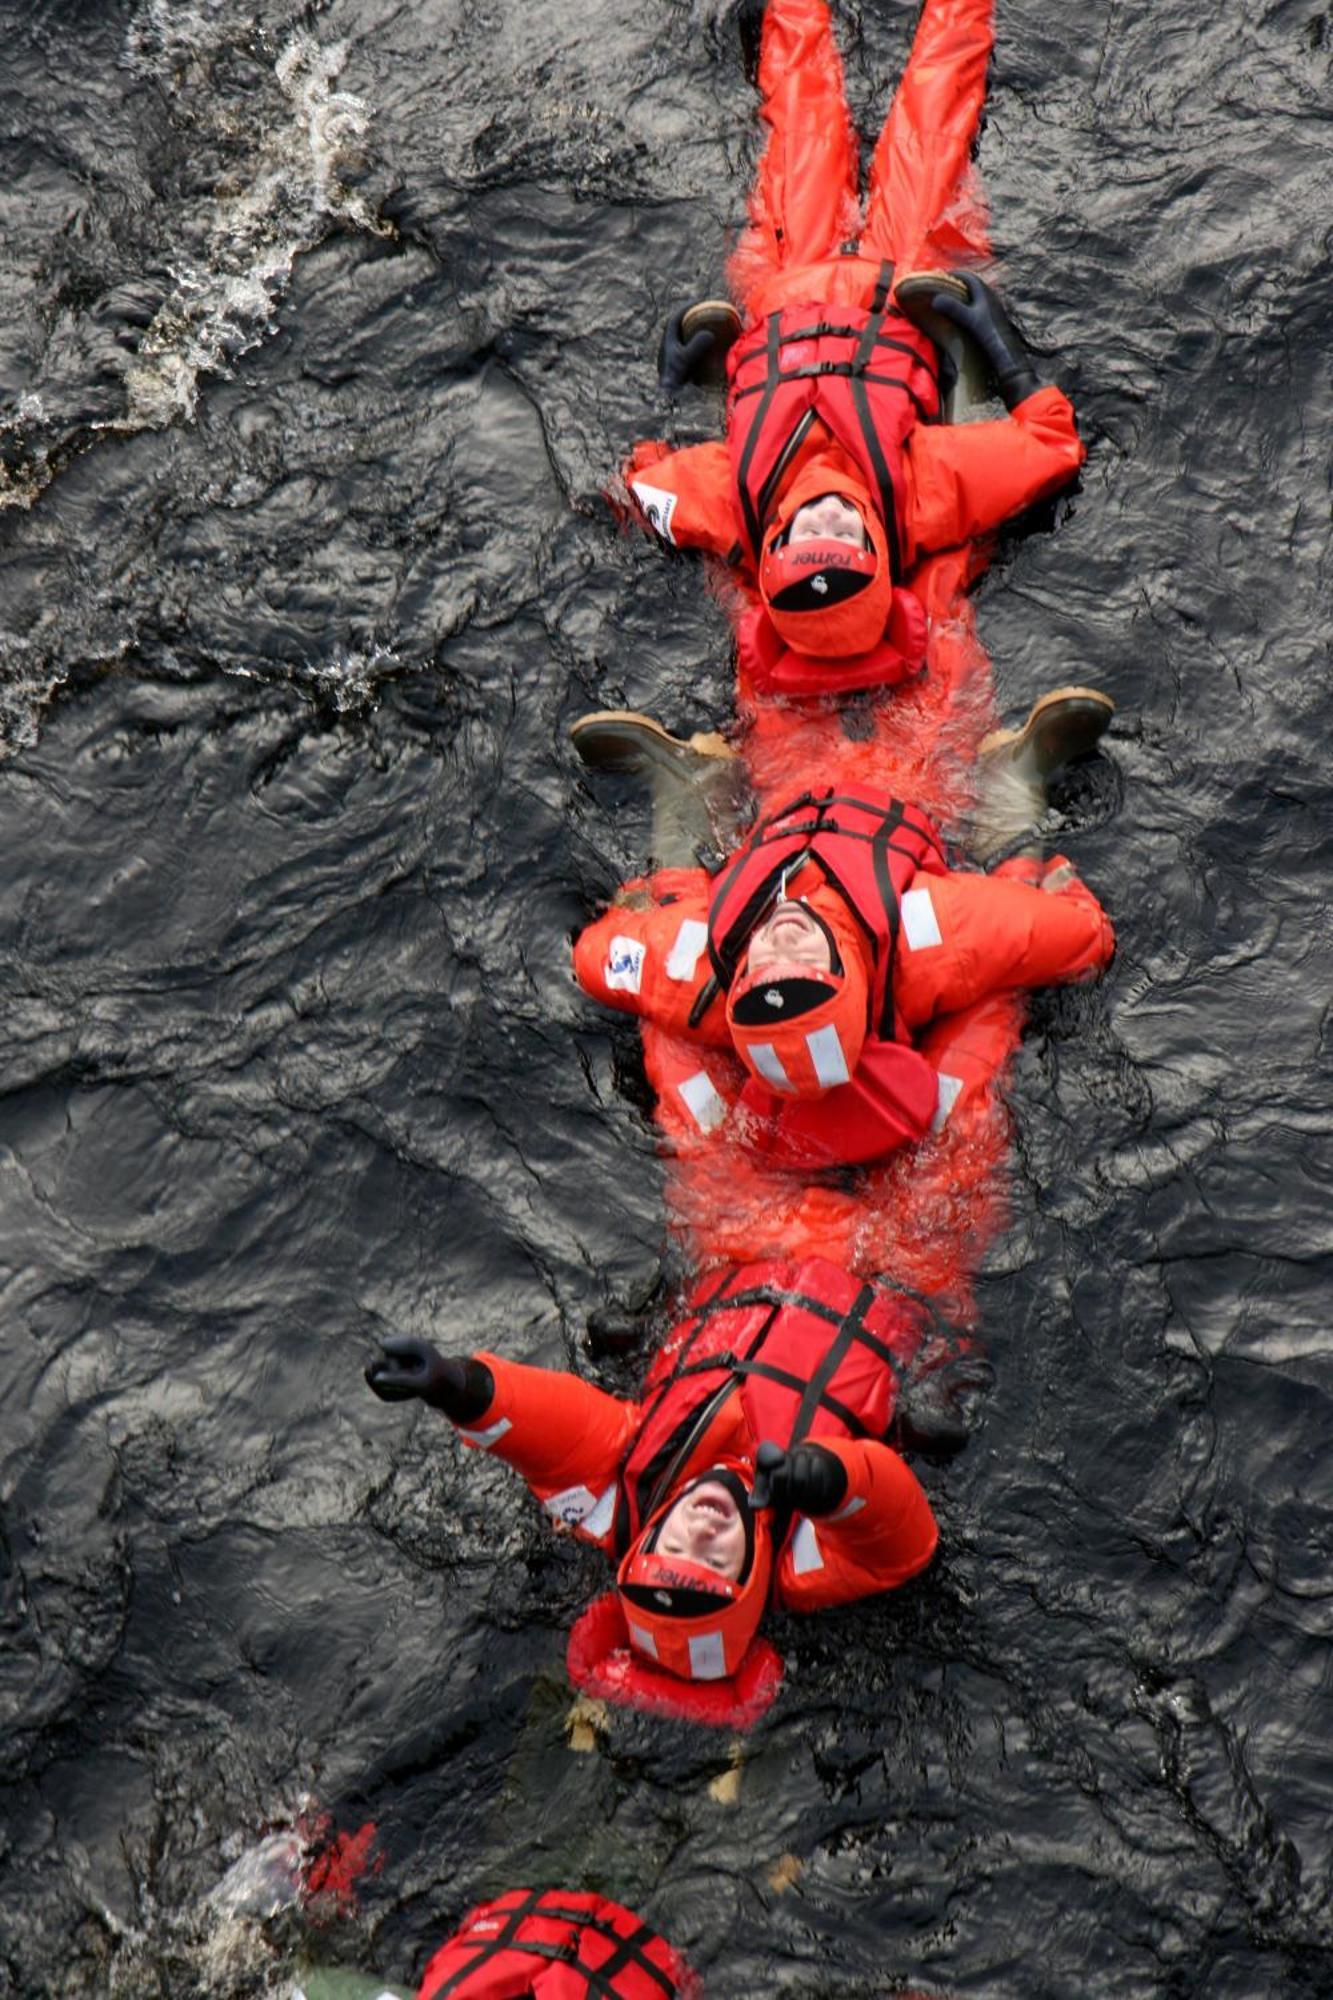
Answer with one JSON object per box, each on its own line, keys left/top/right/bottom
{"left": 618, "top": 0, "right": 1089, "bottom": 705}
{"left": 571, "top": 761, "right": 1113, "bottom": 1170}
{"left": 366, "top": 1258, "right": 983, "bottom": 1727}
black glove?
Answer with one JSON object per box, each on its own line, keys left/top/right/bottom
{"left": 891, "top": 1355, "right": 994, "bottom": 1458}
{"left": 929, "top": 274, "right": 1040, "bottom": 411}
{"left": 364, "top": 1338, "right": 493, "bottom": 1420}
{"left": 750, "top": 1439, "right": 848, "bottom": 1516}
{"left": 657, "top": 307, "right": 722, "bottom": 400}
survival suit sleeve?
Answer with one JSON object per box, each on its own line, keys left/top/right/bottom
{"left": 457, "top": 1351, "right": 638, "bottom": 1548}
{"left": 774, "top": 1437, "right": 938, "bottom": 1611}
{"left": 900, "top": 385, "right": 1086, "bottom": 567}
{"left": 617, "top": 438, "right": 742, "bottom": 559}
{"left": 892, "top": 862, "right": 1115, "bottom": 1030}
{"left": 572, "top": 871, "right": 730, "bottom": 1044}
{"left": 735, "top": 1039, "right": 940, "bottom": 1170}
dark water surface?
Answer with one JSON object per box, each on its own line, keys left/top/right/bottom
{"left": 2, "top": 1, "right": 1331, "bottom": 1994}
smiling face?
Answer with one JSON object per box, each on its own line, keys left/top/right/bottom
{"left": 786, "top": 491, "right": 867, "bottom": 548}
{"left": 654, "top": 1480, "right": 749, "bottom": 1581}
{"left": 745, "top": 902, "right": 834, "bottom": 978}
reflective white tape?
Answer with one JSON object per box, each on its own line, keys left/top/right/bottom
{"left": 901, "top": 886, "right": 943, "bottom": 951}
{"left": 747, "top": 1042, "right": 792, "bottom": 1091}
{"left": 457, "top": 1415, "right": 513, "bottom": 1449}
{"left": 831, "top": 1494, "right": 867, "bottom": 1523}
{"left": 665, "top": 918, "right": 709, "bottom": 983}
{"left": 678, "top": 1069, "right": 728, "bottom": 1132}
{"left": 629, "top": 1622, "right": 659, "bottom": 1659}
{"left": 931, "top": 1072, "right": 964, "bottom": 1132}
{"left": 805, "top": 1023, "right": 851, "bottom": 1088}
{"left": 790, "top": 1517, "right": 825, "bottom": 1574}
{"left": 630, "top": 480, "right": 678, "bottom": 545}
{"left": 688, "top": 1630, "right": 728, "bottom": 1680}
{"left": 583, "top": 1485, "right": 618, "bottom": 1539}
{"left": 604, "top": 934, "right": 646, "bottom": 994}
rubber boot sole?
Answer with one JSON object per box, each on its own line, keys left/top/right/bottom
{"left": 978, "top": 686, "right": 1116, "bottom": 780}
{"left": 570, "top": 709, "right": 736, "bottom": 779}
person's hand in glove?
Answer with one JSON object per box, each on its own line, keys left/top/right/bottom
{"left": 928, "top": 273, "right": 1040, "bottom": 410}
{"left": 364, "top": 1338, "right": 494, "bottom": 1421}
{"left": 892, "top": 1355, "right": 994, "bottom": 1457}
{"left": 657, "top": 301, "right": 741, "bottom": 399}
{"left": 749, "top": 1439, "right": 849, "bottom": 1515}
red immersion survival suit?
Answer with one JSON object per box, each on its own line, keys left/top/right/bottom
{"left": 573, "top": 787, "right": 1114, "bottom": 1170}
{"left": 448, "top": 1258, "right": 943, "bottom": 1727}
{"left": 621, "top": 0, "right": 1085, "bottom": 701}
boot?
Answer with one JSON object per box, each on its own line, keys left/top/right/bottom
{"left": 571, "top": 709, "right": 737, "bottom": 778}
{"left": 571, "top": 709, "right": 749, "bottom": 868}
{"left": 970, "top": 686, "right": 1115, "bottom": 861}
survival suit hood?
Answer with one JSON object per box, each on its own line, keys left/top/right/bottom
{"left": 725, "top": 893, "right": 873, "bottom": 1099}
{"left": 616, "top": 1467, "right": 774, "bottom": 1685}
{"left": 758, "top": 463, "right": 892, "bottom": 659}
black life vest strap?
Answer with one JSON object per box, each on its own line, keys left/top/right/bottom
{"left": 789, "top": 1282, "right": 880, "bottom": 1446}
{"left": 536, "top": 1907, "right": 679, "bottom": 1998}
{"left": 869, "top": 261, "right": 894, "bottom": 314}
{"left": 851, "top": 264, "right": 904, "bottom": 580}
{"left": 736, "top": 311, "right": 785, "bottom": 558}
{"left": 664, "top": 1350, "right": 875, "bottom": 1441}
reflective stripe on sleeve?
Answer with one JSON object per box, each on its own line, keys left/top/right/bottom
{"left": 665, "top": 919, "right": 709, "bottom": 982}
{"left": 678, "top": 1070, "right": 728, "bottom": 1131}
{"left": 900, "top": 886, "right": 943, "bottom": 951}
{"left": 457, "top": 1416, "right": 513, "bottom": 1449}
{"left": 931, "top": 1072, "right": 964, "bottom": 1132}
{"left": 790, "top": 1518, "right": 825, "bottom": 1575}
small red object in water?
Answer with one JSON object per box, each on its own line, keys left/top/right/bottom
{"left": 299, "top": 1815, "right": 382, "bottom": 1915}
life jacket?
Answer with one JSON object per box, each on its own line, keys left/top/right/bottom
{"left": 704, "top": 788, "right": 948, "bottom": 1049}
{"left": 726, "top": 268, "right": 939, "bottom": 686}
{"left": 619, "top": 1259, "right": 923, "bottom": 1537}
{"left": 416, "top": 1888, "right": 697, "bottom": 1999}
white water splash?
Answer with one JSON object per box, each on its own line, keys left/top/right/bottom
{"left": 121, "top": 30, "right": 388, "bottom": 429}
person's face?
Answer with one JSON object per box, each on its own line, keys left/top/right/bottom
{"left": 787, "top": 492, "right": 867, "bottom": 548}
{"left": 745, "top": 902, "right": 833, "bottom": 976}
{"left": 655, "top": 1480, "right": 748, "bottom": 1580}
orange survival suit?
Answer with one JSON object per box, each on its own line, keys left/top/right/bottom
{"left": 622, "top": 0, "right": 1086, "bottom": 697}
{"left": 449, "top": 1258, "right": 941, "bottom": 1726}
{"left": 573, "top": 788, "right": 1114, "bottom": 1170}
{"left": 416, "top": 1889, "right": 699, "bottom": 1999}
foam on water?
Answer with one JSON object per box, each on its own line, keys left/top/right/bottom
{"left": 121, "top": 28, "right": 388, "bottom": 430}
{"left": 0, "top": 15, "right": 388, "bottom": 517}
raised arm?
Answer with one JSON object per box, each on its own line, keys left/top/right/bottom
{"left": 366, "top": 1340, "right": 638, "bottom": 1547}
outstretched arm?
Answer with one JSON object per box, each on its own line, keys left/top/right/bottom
{"left": 902, "top": 385, "right": 1086, "bottom": 566}
{"left": 616, "top": 439, "right": 742, "bottom": 559}
{"left": 366, "top": 1341, "right": 637, "bottom": 1547}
